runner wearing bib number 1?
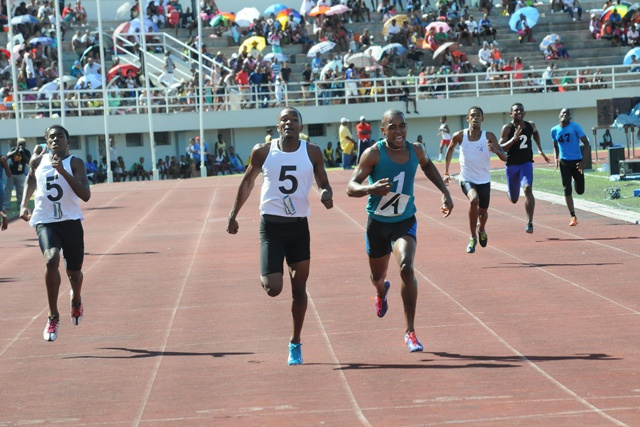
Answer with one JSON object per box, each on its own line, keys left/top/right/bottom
{"left": 227, "top": 107, "right": 334, "bottom": 366}
{"left": 20, "top": 125, "right": 92, "bottom": 342}
{"left": 347, "top": 109, "right": 453, "bottom": 353}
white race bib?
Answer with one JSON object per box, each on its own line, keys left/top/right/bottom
{"left": 374, "top": 192, "right": 410, "bottom": 217}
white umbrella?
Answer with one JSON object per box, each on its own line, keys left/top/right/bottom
{"left": 263, "top": 52, "right": 288, "bottom": 62}
{"left": 325, "top": 4, "right": 351, "bottom": 16}
{"left": 364, "top": 45, "right": 384, "bottom": 61}
{"left": 345, "top": 52, "right": 377, "bottom": 68}
{"left": 539, "top": 34, "right": 561, "bottom": 52}
{"left": 307, "top": 41, "right": 336, "bottom": 57}
{"left": 116, "top": 1, "right": 133, "bottom": 20}
{"left": 74, "top": 74, "right": 102, "bottom": 89}
{"left": 320, "top": 60, "right": 343, "bottom": 78}
{"left": 432, "top": 41, "right": 457, "bottom": 59}
{"left": 54, "top": 75, "right": 78, "bottom": 86}
{"left": 236, "top": 7, "right": 260, "bottom": 27}
{"left": 38, "top": 81, "right": 59, "bottom": 99}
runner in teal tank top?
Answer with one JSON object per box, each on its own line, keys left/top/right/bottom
{"left": 366, "top": 140, "right": 419, "bottom": 223}
{"left": 347, "top": 109, "right": 454, "bottom": 354}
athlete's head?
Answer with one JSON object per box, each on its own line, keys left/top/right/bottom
{"left": 381, "top": 109, "right": 407, "bottom": 147}
{"left": 45, "top": 124, "right": 69, "bottom": 140}
{"left": 466, "top": 106, "right": 484, "bottom": 128}
{"left": 44, "top": 125, "right": 70, "bottom": 157}
{"left": 510, "top": 103, "right": 525, "bottom": 121}
{"left": 277, "top": 107, "right": 303, "bottom": 141}
{"left": 440, "top": 115, "right": 447, "bottom": 123}
{"left": 559, "top": 108, "right": 572, "bottom": 125}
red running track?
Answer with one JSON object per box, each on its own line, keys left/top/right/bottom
{"left": 0, "top": 168, "right": 639, "bottom": 426}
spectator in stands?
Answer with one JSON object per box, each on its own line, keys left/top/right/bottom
{"left": 227, "top": 146, "right": 244, "bottom": 173}
{"left": 589, "top": 14, "right": 602, "bottom": 38}
{"left": 516, "top": 13, "right": 535, "bottom": 43}
{"left": 561, "top": 0, "right": 583, "bottom": 21}
{"left": 630, "top": 55, "right": 640, "bottom": 72}
{"left": 71, "top": 30, "right": 84, "bottom": 58}
{"left": 455, "top": 18, "right": 473, "bottom": 46}
{"left": 70, "top": 60, "right": 84, "bottom": 78}
{"left": 130, "top": 157, "right": 151, "bottom": 181}
{"left": 478, "top": 13, "right": 497, "bottom": 43}
{"left": 608, "top": 8, "right": 622, "bottom": 30}
{"left": 554, "top": 40, "right": 570, "bottom": 59}
{"left": 83, "top": 57, "right": 100, "bottom": 77}
{"left": 434, "top": 27, "right": 448, "bottom": 46}
{"left": 465, "top": 15, "right": 482, "bottom": 45}
{"left": 210, "top": 147, "right": 232, "bottom": 175}
{"left": 312, "top": 52, "right": 323, "bottom": 73}
{"left": 385, "top": 17, "right": 402, "bottom": 43}
{"left": 339, "top": 117, "right": 357, "bottom": 169}
{"left": 158, "top": 50, "right": 175, "bottom": 86}
{"left": 84, "top": 154, "right": 100, "bottom": 184}
{"left": 74, "top": 0, "right": 88, "bottom": 26}
{"left": 323, "top": 142, "right": 337, "bottom": 167}
{"left": 627, "top": 24, "right": 639, "bottom": 47}
{"left": 3, "top": 139, "right": 30, "bottom": 212}
{"left": 542, "top": 63, "right": 557, "bottom": 91}
{"left": 477, "top": 41, "right": 492, "bottom": 69}
{"left": 406, "top": 45, "right": 423, "bottom": 68}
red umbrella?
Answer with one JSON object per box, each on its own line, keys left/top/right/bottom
{"left": 0, "top": 48, "right": 11, "bottom": 59}
{"left": 108, "top": 63, "right": 138, "bottom": 81}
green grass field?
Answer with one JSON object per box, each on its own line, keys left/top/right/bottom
{"left": 490, "top": 166, "right": 640, "bottom": 214}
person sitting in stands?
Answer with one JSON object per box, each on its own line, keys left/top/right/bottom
{"left": 227, "top": 146, "right": 244, "bottom": 173}
{"left": 130, "top": 156, "right": 151, "bottom": 181}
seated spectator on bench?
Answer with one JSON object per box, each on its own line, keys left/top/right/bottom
{"left": 600, "top": 129, "right": 613, "bottom": 148}
{"left": 130, "top": 157, "right": 151, "bottom": 181}
{"left": 562, "top": 0, "right": 583, "bottom": 21}
{"left": 227, "top": 146, "right": 244, "bottom": 173}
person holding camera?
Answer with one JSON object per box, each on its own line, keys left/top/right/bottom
{"left": 3, "top": 138, "right": 31, "bottom": 213}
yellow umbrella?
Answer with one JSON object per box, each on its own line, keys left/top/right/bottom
{"left": 239, "top": 36, "right": 266, "bottom": 54}
{"left": 382, "top": 14, "right": 409, "bottom": 35}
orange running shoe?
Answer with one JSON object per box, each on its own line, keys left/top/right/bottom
{"left": 569, "top": 216, "right": 578, "bottom": 226}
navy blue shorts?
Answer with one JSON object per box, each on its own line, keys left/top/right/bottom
{"left": 505, "top": 162, "right": 534, "bottom": 203}
{"left": 366, "top": 216, "right": 417, "bottom": 258}
{"left": 36, "top": 220, "right": 85, "bottom": 271}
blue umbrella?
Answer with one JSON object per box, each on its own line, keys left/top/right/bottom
{"left": 382, "top": 43, "right": 407, "bottom": 55}
{"left": 11, "top": 14, "right": 40, "bottom": 25}
{"left": 509, "top": 7, "right": 539, "bottom": 32}
{"left": 29, "top": 37, "right": 55, "bottom": 45}
{"left": 263, "top": 3, "right": 287, "bottom": 16}
{"left": 623, "top": 46, "right": 640, "bottom": 64}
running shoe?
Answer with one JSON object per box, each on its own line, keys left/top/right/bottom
{"left": 374, "top": 281, "right": 390, "bottom": 318}
{"left": 466, "top": 237, "right": 477, "bottom": 254}
{"left": 478, "top": 230, "right": 488, "bottom": 248}
{"left": 569, "top": 216, "right": 578, "bottom": 226}
{"left": 43, "top": 316, "right": 60, "bottom": 342}
{"left": 525, "top": 223, "right": 534, "bottom": 234}
{"left": 288, "top": 342, "right": 303, "bottom": 365}
{"left": 404, "top": 331, "right": 424, "bottom": 352}
{"left": 70, "top": 290, "right": 83, "bottom": 325}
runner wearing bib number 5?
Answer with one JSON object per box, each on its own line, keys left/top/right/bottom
{"left": 347, "top": 109, "right": 453, "bottom": 353}
{"left": 20, "top": 124, "right": 91, "bottom": 342}
{"left": 227, "top": 107, "right": 333, "bottom": 366}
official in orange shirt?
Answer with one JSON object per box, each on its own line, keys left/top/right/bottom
{"left": 356, "top": 116, "right": 372, "bottom": 165}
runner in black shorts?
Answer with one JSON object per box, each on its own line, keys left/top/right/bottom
{"left": 259, "top": 216, "right": 310, "bottom": 275}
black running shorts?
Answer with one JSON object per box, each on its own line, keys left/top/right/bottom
{"left": 259, "top": 215, "right": 310, "bottom": 276}
{"left": 36, "top": 220, "right": 85, "bottom": 271}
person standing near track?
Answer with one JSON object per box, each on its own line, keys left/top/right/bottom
{"left": 437, "top": 115, "right": 451, "bottom": 162}
{"left": 550, "top": 108, "right": 590, "bottom": 226}
{"left": 227, "top": 107, "right": 333, "bottom": 366}
{"left": 347, "top": 109, "right": 453, "bottom": 353}
{"left": 20, "top": 124, "right": 91, "bottom": 342}
{"left": 499, "top": 103, "right": 551, "bottom": 234}
{"left": 444, "top": 106, "right": 506, "bottom": 253}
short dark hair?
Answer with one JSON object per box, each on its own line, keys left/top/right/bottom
{"left": 468, "top": 106, "right": 484, "bottom": 116}
{"left": 45, "top": 124, "right": 69, "bottom": 140}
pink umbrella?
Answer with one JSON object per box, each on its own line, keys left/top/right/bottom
{"left": 425, "top": 21, "right": 450, "bottom": 33}
{"left": 325, "top": 4, "right": 351, "bottom": 16}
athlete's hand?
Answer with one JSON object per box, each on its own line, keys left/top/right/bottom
{"left": 368, "top": 178, "right": 391, "bottom": 196}
{"left": 577, "top": 159, "right": 586, "bottom": 173}
{"left": 441, "top": 194, "right": 453, "bottom": 218}
{"left": 227, "top": 217, "right": 239, "bottom": 234}
{"left": 443, "top": 173, "right": 451, "bottom": 185}
{"left": 320, "top": 189, "right": 333, "bottom": 209}
{"left": 50, "top": 154, "right": 64, "bottom": 173}
{"left": 554, "top": 158, "right": 559, "bottom": 171}
{"left": 19, "top": 207, "right": 31, "bottom": 222}
{"left": 541, "top": 153, "right": 551, "bottom": 163}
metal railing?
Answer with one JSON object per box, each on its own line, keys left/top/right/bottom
{"left": 3, "top": 64, "right": 639, "bottom": 119}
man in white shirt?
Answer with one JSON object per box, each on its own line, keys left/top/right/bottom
{"left": 477, "top": 41, "right": 491, "bottom": 69}
{"left": 627, "top": 24, "right": 639, "bottom": 47}
{"left": 83, "top": 57, "right": 101, "bottom": 77}
{"left": 465, "top": 15, "right": 481, "bottom": 45}
{"left": 385, "top": 18, "right": 401, "bottom": 42}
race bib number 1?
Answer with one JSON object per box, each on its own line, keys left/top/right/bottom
{"left": 374, "top": 192, "right": 410, "bottom": 217}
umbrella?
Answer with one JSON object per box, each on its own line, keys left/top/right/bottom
{"left": 382, "top": 43, "right": 407, "bottom": 55}
{"left": 10, "top": 14, "right": 40, "bottom": 25}
{"left": 307, "top": 41, "right": 336, "bottom": 57}
{"left": 345, "top": 52, "right": 377, "bottom": 68}
{"left": 601, "top": 4, "right": 628, "bottom": 21}
{"left": 239, "top": 36, "right": 266, "bottom": 54}
{"left": 55, "top": 75, "right": 78, "bottom": 86}
{"left": 128, "top": 17, "right": 159, "bottom": 34}
{"left": 12, "top": 44, "right": 25, "bottom": 55}
{"left": 509, "top": 7, "right": 539, "bottom": 32}
{"left": 0, "top": 48, "right": 10, "bottom": 59}
{"left": 432, "top": 41, "right": 458, "bottom": 59}
{"left": 382, "top": 14, "right": 410, "bottom": 35}
{"left": 325, "top": 4, "right": 351, "bottom": 16}
{"left": 277, "top": 8, "right": 301, "bottom": 20}
{"left": 309, "top": 5, "right": 330, "bottom": 16}
{"left": 364, "top": 45, "right": 384, "bottom": 61}
{"left": 210, "top": 13, "right": 235, "bottom": 27}
{"left": 38, "top": 81, "right": 59, "bottom": 99}
{"left": 28, "top": 36, "right": 54, "bottom": 45}
{"left": 263, "top": 52, "right": 288, "bottom": 62}
{"left": 116, "top": 1, "right": 133, "bottom": 20}
{"left": 80, "top": 45, "right": 100, "bottom": 62}
{"left": 236, "top": 7, "right": 260, "bottom": 27}
{"left": 74, "top": 74, "right": 102, "bottom": 90}
{"left": 539, "top": 34, "right": 561, "bottom": 51}
{"left": 108, "top": 63, "right": 138, "bottom": 81}
{"left": 623, "top": 46, "right": 640, "bottom": 64}
{"left": 425, "top": 21, "right": 450, "bottom": 33}
{"left": 263, "top": 3, "right": 287, "bottom": 16}
{"left": 320, "top": 60, "right": 343, "bottom": 78}
{"left": 625, "top": 3, "right": 640, "bottom": 22}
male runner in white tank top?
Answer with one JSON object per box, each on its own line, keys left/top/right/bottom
{"left": 20, "top": 124, "right": 91, "bottom": 342}
{"left": 444, "top": 106, "right": 506, "bottom": 254}
{"left": 227, "top": 107, "right": 333, "bottom": 366}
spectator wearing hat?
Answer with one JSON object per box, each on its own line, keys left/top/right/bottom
{"left": 70, "top": 60, "right": 84, "bottom": 78}
{"left": 339, "top": 118, "right": 357, "bottom": 170}
{"left": 356, "top": 116, "right": 373, "bottom": 165}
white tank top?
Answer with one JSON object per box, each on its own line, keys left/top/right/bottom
{"left": 458, "top": 130, "right": 491, "bottom": 184}
{"left": 260, "top": 139, "right": 313, "bottom": 218}
{"left": 30, "top": 155, "right": 85, "bottom": 226}
{"left": 439, "top": 123, "right": 451, "bottom": 140}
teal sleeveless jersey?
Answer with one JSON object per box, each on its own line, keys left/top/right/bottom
{"left": 366, "top": 140, "right": 419, "bottom": 223}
